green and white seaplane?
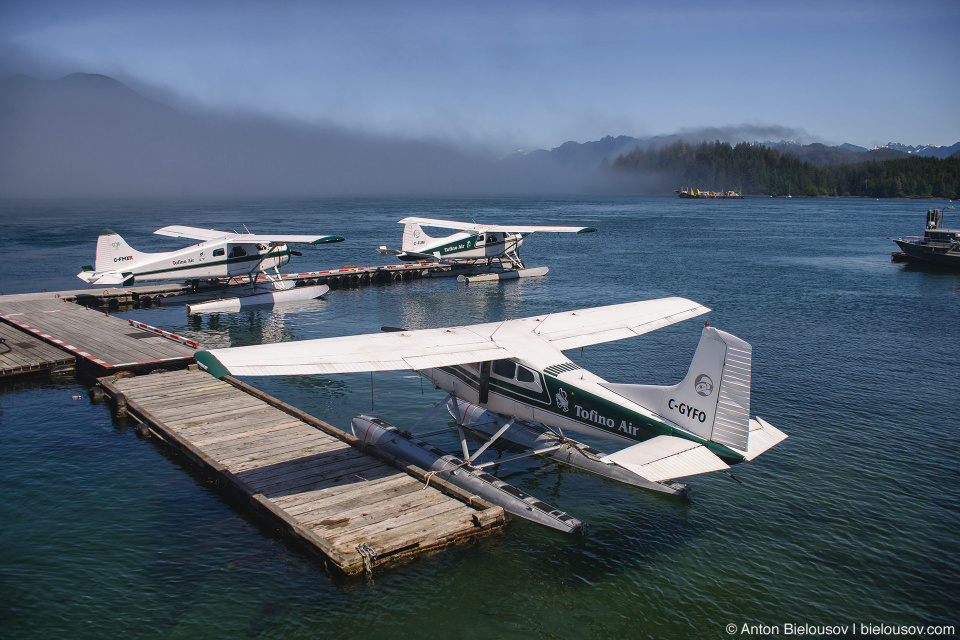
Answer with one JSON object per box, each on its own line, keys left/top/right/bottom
{"left": 77, "top": 226, "right": 344, "bottom": 313}
{"left": 194, "top": 297, "right": 787, "bottom": 533}
{"left": 376, "top": 217, "right": 596, "bottom": 282}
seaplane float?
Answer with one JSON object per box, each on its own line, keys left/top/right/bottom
{"left": 195, "top": 297, "right": 787, "bottom": 533}
{"left": 377, "top": 217, "right": 596, "bottom": 282}
{"left": 77, "top": 225, "right": 344, "bottom": 313}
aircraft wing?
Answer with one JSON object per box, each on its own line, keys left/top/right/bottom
{"left": 238, "top": 234, "right": 345, "bottom": 245}
{"left": 155, "top": 225, "right": 344, "bottom": 245}
{"left": 523, "top": 297, "right": 710, "bottom": 351}
{"left": 196, "top": 326, "right": 514, "bottom": 378}
{"left": 399, "top": 217, "right": 596, "bottom": 235}
{"left": 194, "top": 297, "right": 709, "bottom": 379}
{"left": 154, "top": 225, "right": 233, "bottom": 241}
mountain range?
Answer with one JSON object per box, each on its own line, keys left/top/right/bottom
{"left": 1, "top": 73, "right": 957, "bottom": 198}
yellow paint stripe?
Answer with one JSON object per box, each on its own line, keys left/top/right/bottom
{"left": 194, "top": 384, "right": 231, "bottom": 392}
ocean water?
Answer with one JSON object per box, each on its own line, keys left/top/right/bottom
{"left": 0, "top": 196, "right": 958, "bottom": 639}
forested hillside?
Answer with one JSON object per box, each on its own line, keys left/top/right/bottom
{"left": 610, "top": 141, "right": 960, "bottom": 198}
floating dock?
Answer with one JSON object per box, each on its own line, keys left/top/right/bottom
{"left": 0, "top": 297, "right": 194, "bottom": 377}
{"left": 98, "top": 369, "right": 504, "bottom": 575}
{"left": 8, "top": 262, "right": 451, "bottom": 311}
{"left": 1, "top": 285, "right": 509, "bottom": 574}
{"left": 0, "top": 320, "right": 75, "bottom": 378}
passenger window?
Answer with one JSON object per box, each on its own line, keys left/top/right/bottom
{"left": 492, "top": 360, "right": 516, "bottom": 379}
{"left": 213, "top": 248, "right": 225, "bottom": 257}
{"left": 517, "top": 366, "right": 535, "bottom": 383}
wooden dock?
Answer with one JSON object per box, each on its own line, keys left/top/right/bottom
{"left": 99, "top": 369, "right": 504, "bottom": 575}
{"left": 4, "top": 261, "right": 450, "bottom": 311}
{"left": 0, "top": 297, "right": 195, "bottom": 377}
{"left": 0, "top": 320, "right": 75, "bottom": 378}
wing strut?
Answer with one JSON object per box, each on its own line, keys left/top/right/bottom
{"left": 463, "top": 416, "right": 516, "bottom": 463}
{"left": 409, "top": 392, "right": 456, "bottom": 433}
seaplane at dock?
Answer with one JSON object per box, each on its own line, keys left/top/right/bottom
{"left": 377, "top": 217, "right": 596, "bottom": 282}
{"left": 195, "top": 297, "right": 787, "bottom": 533}
{"left": 77, "top": 225, "right": 345, "bottom": 313}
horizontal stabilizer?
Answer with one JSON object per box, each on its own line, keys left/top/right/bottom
{"left": 77, "top": 269, "right": 135, "bottom": 286}
{"left": 744, "top": 417, "right": 788, "bottom": 461}
{"left": 396, "top": 250, "right": 444, "bottom": 262}
{"left": 601, "top": 435, "right": 729, "bottom": 482}
{"left": 377, "top": 246, "right": 444, "bottom": 262}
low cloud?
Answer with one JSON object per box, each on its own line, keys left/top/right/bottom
{"left": 674, "top": 124, "right": 817, "bottom": 145}
{"left": 0, "top": 70, "right": 584, "bottom": 198}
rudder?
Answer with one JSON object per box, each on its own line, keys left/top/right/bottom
{"left": 401, "top": 222, "right": 435, "bottom": 253}
{"left": 94, "top": 229, "right": 146, "bottom": 273}
{"left": 601, "top": 326, "right": 752, "bottom": 453}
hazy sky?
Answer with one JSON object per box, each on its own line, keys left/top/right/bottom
{"left": 2, "top": 0, "right": 958, "bottom": 152}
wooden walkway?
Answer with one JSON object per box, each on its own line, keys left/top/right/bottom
{"left": 3, "top": 261, "right": 449, "bottom": 310}
{"left": 0, "top": 321, "right": 75, "bottom": 378}
{"left": 99, "top": 368, "right": 504, "bottom": 575}
{"left": 0, "top": 298, "right": 194, "bottom": 375}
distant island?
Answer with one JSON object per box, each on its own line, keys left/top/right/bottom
{"left": 607, "top": 140, "right": 960, "bottom": 199}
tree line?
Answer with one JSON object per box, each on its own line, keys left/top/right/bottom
{"left": 609, "top": 141, "right": 960, "bottom": 198}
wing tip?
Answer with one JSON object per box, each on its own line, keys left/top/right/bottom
{"left": 194, "top": 350, "right": 231, "bottom": 378}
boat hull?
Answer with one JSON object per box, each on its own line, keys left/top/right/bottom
{"left": 893, "top": 239, "right": 960, "bottom": 267}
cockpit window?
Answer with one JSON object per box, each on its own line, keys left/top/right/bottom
{"left": 492, "top": 360, "right": 516, "bottom": 379}
{"left": 517, "top": 366, "right": 535, "bottom": 383}
{"left": 228, "top": 246, "right": 247, "bottom": 258}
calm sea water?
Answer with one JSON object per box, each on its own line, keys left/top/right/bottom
{"left": 1, "top": 197, "right": 958, "bottom": 639}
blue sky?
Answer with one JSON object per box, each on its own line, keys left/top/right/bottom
{"left": 2, "top": 0, "right": 958, "bottom": 152}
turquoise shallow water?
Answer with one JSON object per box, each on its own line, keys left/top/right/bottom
{"left": 1, "top": 196, "right": 958, "bottom": 639}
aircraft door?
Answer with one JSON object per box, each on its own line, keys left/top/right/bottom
{"left": 226, "top": 243, "right": 258, "bottom": 276}
{"left": 483, "top": 233, "right": 500, "bottom": 257}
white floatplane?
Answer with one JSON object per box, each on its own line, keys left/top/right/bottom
{"left": 77, "top": 226, "right": 345, "bottom": 313}
{"left": 194, "top": 298, "right": 787, "bottom": 532}
{"left": 376, "top": 217, "right": 596, "bottom": 282}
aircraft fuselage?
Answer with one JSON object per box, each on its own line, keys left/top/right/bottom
{"left": 420, "top": 358, "right": 746, "bottom": 464}
{"left": 405, "top": 231, "right": 525, "bottom": 262}
{"left": 89, "top": 241, "right": 292, "bottom": 284}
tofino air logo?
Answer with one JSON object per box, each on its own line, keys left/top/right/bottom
{"left": 694, "top": 374, "right": 714, "bottom": 397}
{"left": 555, "top": 388, "right": 569, "bottom": 412}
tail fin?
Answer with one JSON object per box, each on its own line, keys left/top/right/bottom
{"left": 601, "top": 326, "right": 752, "bottom": 453}
{"left": 401, "top": 222, "right": 435, "bottom": 252}
{"left": 94, "top": 229, "right": 147, "bottom": 273}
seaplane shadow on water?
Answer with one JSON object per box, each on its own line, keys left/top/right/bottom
{"left": 195, "top": 297, "right": 788, "bottom": 533}
{"left": 377, "top": 216, "right": 596, "bottom": 283}
{"left": 77, "top": 225, "right": 344, "bottom": 313}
